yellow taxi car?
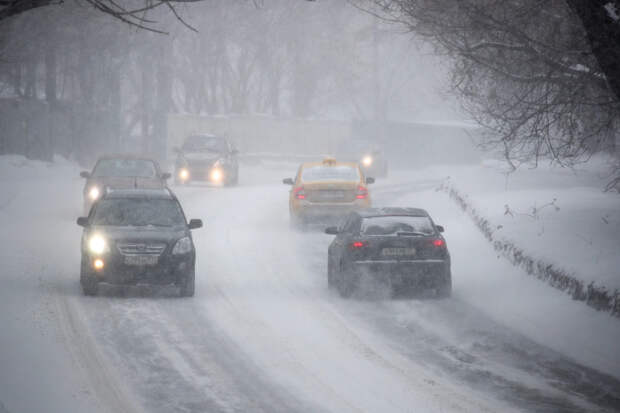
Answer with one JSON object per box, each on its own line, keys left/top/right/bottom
{"left": 282, "top": 157, "right": 374, "bottom": 227}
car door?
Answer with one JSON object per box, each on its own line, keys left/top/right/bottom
{"left": 331, "top": 213, "right": 359, "bottom": 266}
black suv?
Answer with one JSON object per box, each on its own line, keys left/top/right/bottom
{"left": 174, "top": 134, "right": 239, "bottom": 186}
{"left": 77, "top": 189, "right": 202, "bottom": 296}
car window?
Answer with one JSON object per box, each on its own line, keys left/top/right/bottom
{"left": 182, "top": 135, "right": 227, "bottom": 153}
{"left": 361, "top": 216, "right": 435, "bottom": 236}
{"left": 301, "top": 165, "right": 360, "bottom": 182}
{"left": 343, "top": 216, "right": 360, "bottom": 234}
{"left": 92, "top": 198, "right": 186, "bottom": 227}
{"left": 92, "top": 159, "right": 157, "bottom": 178}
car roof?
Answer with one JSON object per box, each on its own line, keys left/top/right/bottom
{"left": 103, "top": 188, "right": 174, "bottom": 200}
{"left": 301, "top": 158, "right": 359, "bottom": 169}
{"left": 356, "top": 207, "right": 429, "bottom": 218}
{"left": 96, "top": 154, "right": 159, "bottom": 163}
{"left": 186, "top": 133, "right": 221, "bottom": 139}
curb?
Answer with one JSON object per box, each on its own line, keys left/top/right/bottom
{"left": 437, "top": 180, "right": 620, "bottom": 318}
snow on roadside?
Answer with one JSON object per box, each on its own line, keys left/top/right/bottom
{"left": 382, "top": 159, "right": 620, "bottom": 379}
{"left": 391, "top": 157, "right": 620, "bottom": 292}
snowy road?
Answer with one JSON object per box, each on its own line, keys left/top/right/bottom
{"left": 1, "top": 161, "right": 619, "bottom": 413}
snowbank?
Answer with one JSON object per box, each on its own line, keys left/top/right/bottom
{"left": 393, "top": 157, "right": 620, "bottom": 316}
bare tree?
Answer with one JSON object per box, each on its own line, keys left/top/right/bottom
{"left": 364, "top": 0, "right": 620, "bottom": 189}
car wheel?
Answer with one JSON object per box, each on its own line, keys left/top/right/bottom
{"left": 289, "top": 215, "right": 306, "bottom": 231}
{"left": 436, "top": 270, "right": 452, "bottom": 299}
{"left": 80, "top": 265, "right": 98, "bottom": 296}
{"left": 327, "top": 255, "right": 335, "bottom": 289}
{"left": 179, "top": 267, "right": 195, "bottom": 297}
{"left": 337, "top": 261, "right": 355, "bottom": 298}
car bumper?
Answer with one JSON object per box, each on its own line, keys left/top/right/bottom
{"left": 292, "top": 201, "right": 369, "bottom": 221}
{"left": 177, "top": 165, "right": 226, "bottom": 182}
{"left": 82, "top": 253, "right": 194, "bottom": 286}
{"left": 352, "top": 259, "right": 449, "bottom": 286}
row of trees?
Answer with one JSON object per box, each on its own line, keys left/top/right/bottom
{"left": 365, "top": 0, "right": 620, "bottom": 189}
{"left": 0, "top": 0, "right": 444, "bottom": 163}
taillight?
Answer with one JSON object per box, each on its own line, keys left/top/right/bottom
{"left": 433, "top": 239, "right": 445, "bottom": 247}
{"left": 294, "top": 186, "right": 306, "bottom": 200}
{"left": 356, "top": 185, "right": 368, "bottom": 199}
{"left": 350, "top": 241, "right": 368, "bottom": 249}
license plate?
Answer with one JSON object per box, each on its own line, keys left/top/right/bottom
{"left": 319, "top": 190, "right": 345, "bottom": 200}
{"left": 124, "top": 255, "right": 158, "bottom": 266}
{"left": 382, "top": 248, "right": 416, "bottom": 256}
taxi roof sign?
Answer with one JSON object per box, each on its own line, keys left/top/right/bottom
{"left": 322, "top": 157, "right": 337, "bottom": 166}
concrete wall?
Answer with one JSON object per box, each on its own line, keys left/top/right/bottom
{"left": 167, "top": 114, "right": 482, "bottom": 167}
{"left": 167, "top": 115, "right": 352, "bottom": 160}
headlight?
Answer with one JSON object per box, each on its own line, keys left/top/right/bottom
{"left": 210, "top": 168, "right": 223, "bottom": 182}
{"left": 361, "top": 156, "right": 373, "bottom": 167}
{"left": 88, "top": 186, "right": 101, "bottom": 201}
{"left": 88, "top": 234, "right": 108, "bottom": 254}
{"left": 172, "top": 237, "right": 193, "bottom": 255}
{"left": 179, "top": 168, "right": 189, "bottom": 180}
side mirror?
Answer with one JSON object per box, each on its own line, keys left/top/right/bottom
{"left": 231, "top": 148, "right": 239, "bottom": 155}
{"left": 80, "top": 171, "right": 90, "bottom": 179}
{"left": 325, "top": 226, "right": 339, "bottom": 235}
{"left": 282, "top": 178, "right": 294, "bottom": 185}
{"left": 366, "top": 177, "right": 375, "bottom": 184}
{"left": 77, "top": 217, "right": 89, "bottom": 227}
{"left": 188, "top": 219, "right": 203, "bottom": 230}
{"left": 435, "top": 225, "right": 445, "bottom": 233}
{"left": 161, "top": 172, "right": 171, "bottom": 180}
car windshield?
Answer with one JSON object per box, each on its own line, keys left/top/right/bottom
{"left": 301, "top": 166, "right": 360, "bottom": 182}
{"left": 182, "top": 135, "right": 227, "bottom": 153}
{"left": 361, "top": 216, "right": 435, "bottom": 236}
{"left": 92, "top": 198, "right": 186, "bottom": 227}
{"left": 92, "top": 159, "right": 157, "bottom": 178}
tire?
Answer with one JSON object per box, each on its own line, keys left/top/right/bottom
{"left": 327, "top": 255, "right": 335, "bottom": 289}
{"left": 337, "top": 261, "right": 356, "bottom": 298}
{"left": 179, "top": 267, "right": 195, "bottom": 297}
{"left": 289, "top": 215, "right": 306, "bottom": 231}
{"left": 80, "top": 264, "right": 98, "bottom": 296}
{"left": 436, "top": 270, "right": 452, "bottom": 299}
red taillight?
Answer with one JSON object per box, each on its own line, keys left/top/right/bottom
{"left": 433, "top": 239, "right": 445, "bottom": 247}
{"left": 350, "top": 241, "right": 368, "bottom": 249}
{"left": 356, "top": 185, "right": 368, "bottom": 199}
{"left": 294, "top": 186, "right": 306, "bottom": 200}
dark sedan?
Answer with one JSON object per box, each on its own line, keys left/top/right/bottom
{"left": 77, "top": 189, "right": 202, "bottom": 297}
{"left": 174, "top": 134, "right": 239, "bottom": 186}
{"left": 79, "top": 155, "right": 171, "bottom": 214}
{"left": 326, "top": 208, "right": 451, "bottom": 298}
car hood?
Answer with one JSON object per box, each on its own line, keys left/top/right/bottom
{"left": 87, "top": 176, "right": 164, "bottom": 191}
{"left": 87, "top": 225, "right": 187, "bottom": 243}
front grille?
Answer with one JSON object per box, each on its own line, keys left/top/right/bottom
{"left": 117, "top": 243, "right": 166, "bottom": 256}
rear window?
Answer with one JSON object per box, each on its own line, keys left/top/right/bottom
{"left": 361, "top": 216, "right": 435, "bottom": 236}
{"left": 92, "top": 159, "right": 157, "bottom": 178}
{"left": 92, "top": 198, "right": 186, "bottom": 227}
{"left": 301, "top": 166, "right": 360, "bottom": 182}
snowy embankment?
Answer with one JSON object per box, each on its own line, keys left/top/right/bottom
{"left": 427, "top": 158, "right": 620, "bottom": 317}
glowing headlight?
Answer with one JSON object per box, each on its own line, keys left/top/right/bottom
{"left": 88, "top": 234, "right": 108, "bottom": 254}
{"left": 88, "top": 186, "right": 101, "bottom": 201}
{"left": 93, "top": 258, "right": 104, "bottom": 270}
{"left": 172, "top": 237, "right": 193, "bottom": 255}
{"left": 179, "top": 168, "right": 189, "bottom": 180}
{"left": 210, "top": 168, "right": 223, "bottom": 182}
{"left": 361, "top": 156, "right": 373, "bottom": 167}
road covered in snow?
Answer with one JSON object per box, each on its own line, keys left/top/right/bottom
{"left": 0, "top": 156, "right": 619, "bottom": 413}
